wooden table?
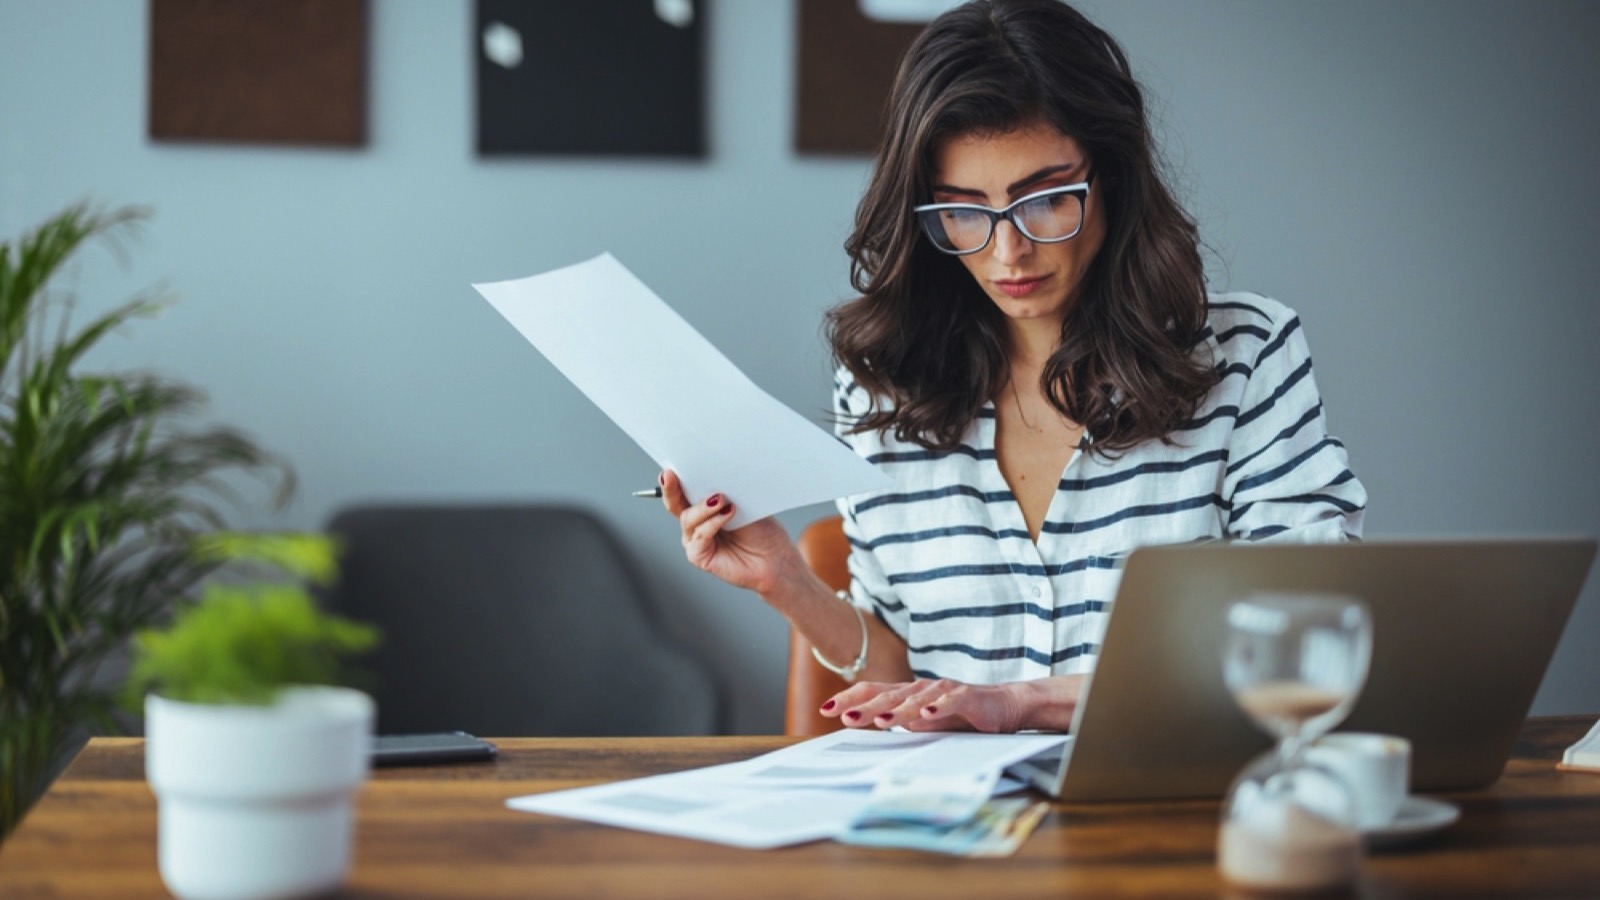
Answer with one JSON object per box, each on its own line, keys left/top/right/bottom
{"left": 2, "top": 717, "right": 1597, "bottom": 898}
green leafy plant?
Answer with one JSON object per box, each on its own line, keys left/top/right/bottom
{"left": 0, "top": 203, "right": 293, "bottom": 838}
{"left": 127, "top": 533, "right": 377, "bottom": 706}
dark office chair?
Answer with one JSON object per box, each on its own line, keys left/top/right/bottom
{"left": 321, "top": 504, "right": 723, "bottom": 736}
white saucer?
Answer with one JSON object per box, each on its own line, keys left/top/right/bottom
{"left": 1363, "top": 796, "right": 1461, "bottom": 848}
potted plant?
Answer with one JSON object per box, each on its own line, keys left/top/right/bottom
{"left": 0, "top": 204, "right": 293, "bottom": 838}
{"left": 128, "top": 531, "right": 379, "bottom": 900}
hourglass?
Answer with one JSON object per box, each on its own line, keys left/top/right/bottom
{"left": 1217, "top": 593, "right": 1373, "bottom": 893}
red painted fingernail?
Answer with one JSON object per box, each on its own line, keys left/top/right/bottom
{"left": 707, "top": 494, "right": 721, "bottom": 508}
{"left": 820, "top": 700, "right": 836, "bottom": 712}
{"left": 923, "top": 705, "right": 939, "bottom": 716}
{"left": 875, "top": 713, "right": 893, "bottom": 724}
{"left": 658, "top": 472, "right": 665, "bottom": 486}
{"left": 844, "top": 710, "right": 861, "bottom": 722}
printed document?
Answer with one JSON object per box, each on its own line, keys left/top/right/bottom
{"left": 506, "top": 728, "right": 1070, "bottom": 849}
{"left": 474, "top": 254, "right": 889, "bottom": 527}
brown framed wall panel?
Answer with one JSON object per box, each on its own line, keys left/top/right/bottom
{"left": 148, "top": 0, "right": 368, "bottom": 147}
{"left": 795, "top": 0, "right": 929, "bottom": 155}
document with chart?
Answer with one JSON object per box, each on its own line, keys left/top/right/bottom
{"left": 506, "top": 729, "right": 1069, "bottom": 849}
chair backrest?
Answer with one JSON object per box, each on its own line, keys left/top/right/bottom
{"left": 321, "top": 504, "right": 723, "bottom": 736}
{"left": 787, "top": 516, "right": 851, "bottom": 736}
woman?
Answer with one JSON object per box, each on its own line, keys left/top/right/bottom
{"left": 661, "top": 0, "right": 1364, "bottom": 733}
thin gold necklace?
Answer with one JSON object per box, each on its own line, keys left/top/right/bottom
{"left": 1011, "top": 379, "right": 1047, "bottom": 434}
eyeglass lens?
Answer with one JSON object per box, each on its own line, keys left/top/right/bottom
{"left": 920, "top": 189, "right": 1085, "bottom": 254}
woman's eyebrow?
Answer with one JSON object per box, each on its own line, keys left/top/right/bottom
{"left": 930, "top": 163, "right": 1083, "bottom": 200}
{"left": 928, "top": 182, "right": 986, "bottom": 198}
{"left": 1005, "top": 163, "right": 1081, "bottom": 195}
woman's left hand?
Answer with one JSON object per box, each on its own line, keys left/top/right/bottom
{"left": 819, "top": 675, "right": 1087, "bottom": 733}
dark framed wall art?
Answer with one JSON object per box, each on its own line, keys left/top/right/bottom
{"left": 475, "top": 0, "right": 706, "bottom": 158}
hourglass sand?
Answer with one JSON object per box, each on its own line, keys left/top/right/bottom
{"left": 1217, "top": 593, "right": 1373, "bottom": 893}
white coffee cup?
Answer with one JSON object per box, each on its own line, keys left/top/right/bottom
{"left": 1305, "top": 732, "right": 1411, "bottom": 829}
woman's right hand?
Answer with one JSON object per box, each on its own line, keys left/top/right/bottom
{"left": 819, "top": 675, "right": 1086, "bottom": 734}
{"left": 659, "top": 469, "right": 801, "bottom": 596}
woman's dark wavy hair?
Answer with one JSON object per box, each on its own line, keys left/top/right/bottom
{"left": 827, "top": 0, "right": 1216, "bottom": 455}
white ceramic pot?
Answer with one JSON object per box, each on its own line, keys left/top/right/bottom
{"left": 145, "top": 686, "right": 375, "bottom": 900}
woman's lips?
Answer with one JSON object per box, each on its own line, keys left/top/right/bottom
{"left": 994, "top": 276, "right": 1048, "bottom": 298}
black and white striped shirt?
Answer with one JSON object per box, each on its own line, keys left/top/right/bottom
{"left": 833, "top": 293, "right": 1366, "bottom": 684}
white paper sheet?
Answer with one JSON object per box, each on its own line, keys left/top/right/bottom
{"left": 709, "top": 728, "right": 1071, "bottom": 788}
{"left": 474, "top": 254, "right": 889, "bottom": 527}
{"left": 506, "top": 762, "right": 871, "bottom": 850}
{"left": 505, "top": 729, "right": 1070, "bottom": 849}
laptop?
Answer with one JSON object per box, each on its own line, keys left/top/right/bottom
{"left": 1011, "top": 537, "right": 1597, "bottom": 801}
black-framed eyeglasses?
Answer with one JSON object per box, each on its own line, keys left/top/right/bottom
{"left": 912, "top": 174, "right": 1093, "bottom": 256}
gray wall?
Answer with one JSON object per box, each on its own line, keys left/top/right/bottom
{"left": 2, "top": 1, "right": 1595, "bottom": 733}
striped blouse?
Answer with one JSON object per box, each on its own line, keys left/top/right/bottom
{"left": 832, "top": 293, "right": 1366, "bottom": 684}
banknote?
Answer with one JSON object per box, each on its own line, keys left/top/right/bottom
{"left": 837, "top": 769, "right": 1049, "bottom": 857}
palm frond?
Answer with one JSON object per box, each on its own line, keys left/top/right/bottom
{"left": 0, "top": 203, "right": 292, "bottom": 839}
{"left": 0, "top": 204, "right": 148, "bottom": 384}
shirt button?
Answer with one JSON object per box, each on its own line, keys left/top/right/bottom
{"left": 1031, "top": 585, "right": 1042, "bottom": 598}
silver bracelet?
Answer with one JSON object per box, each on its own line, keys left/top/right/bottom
{"left": 811, "top": 590, "right": 869, "bottom": 682}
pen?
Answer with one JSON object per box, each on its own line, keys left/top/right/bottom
{"left": 632, "top": 487, "right": 663, "bottom": 498}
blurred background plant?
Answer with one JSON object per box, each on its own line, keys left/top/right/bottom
{"left": 126, "top": 532, "right": 376, "bottom": 707}
{"left": 0, "top": 203, "right": 293, "bottom": 840}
